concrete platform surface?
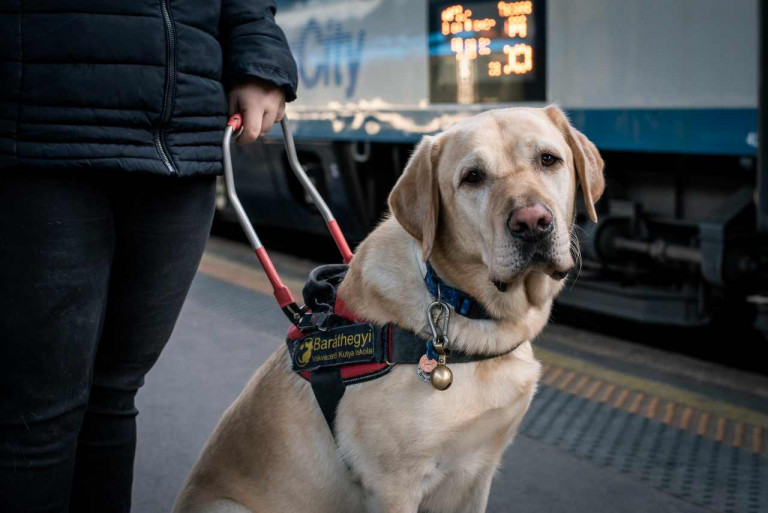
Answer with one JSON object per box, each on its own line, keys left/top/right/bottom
{"left": 133, "top": 239, "right": 767, "bottom": 513}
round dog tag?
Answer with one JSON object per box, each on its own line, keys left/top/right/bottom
{"left": 417, "top": 354, "right": 437, "bottom": 383}
{"left": 419, "top": 354, "right": 438, "bottom": 373}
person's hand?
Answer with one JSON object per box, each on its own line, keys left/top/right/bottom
{"left": 228, "top": 77, "right": 286, "bottom": 144}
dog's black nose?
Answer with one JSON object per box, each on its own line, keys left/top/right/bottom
{"left": 508, "top": 203, "right": 554, "bottom": 241}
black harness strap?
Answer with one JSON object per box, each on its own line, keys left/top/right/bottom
{"left": 310, "top": 368, "right": 347, "bottom": 432}
{"left": 386, "top": 325, "right": 518, "bottom": 363}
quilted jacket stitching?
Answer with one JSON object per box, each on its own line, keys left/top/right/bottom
{"left": 1, "top": 1, "right": 298, "bottom": 175}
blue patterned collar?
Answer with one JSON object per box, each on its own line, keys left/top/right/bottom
{"left": 424, "top": 262, "right": 493, "bottom": 320}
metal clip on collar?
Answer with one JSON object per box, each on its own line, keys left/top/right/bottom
{"left": 427, "top": 300, "right": 453, "bottom": 390}
{"left": 428, "top": 301, "right": 450, "bottom": 342}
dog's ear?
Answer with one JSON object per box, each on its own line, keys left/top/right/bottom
{"left": 545, "top": 105, "right": 605, "bottom": 222}
{"left": 388, "top": 135, "right": 441, "bottom": 261}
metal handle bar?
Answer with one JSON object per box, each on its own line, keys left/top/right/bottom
{"left": 226, "top": 114, "right": 353, "bottom": 264}
{"left": 223, "top": 114, "right": 301, "bottom": 324}
{"left": 222, "top": 113, "right": 355, "bottom": 323}
{"left": 279, "top": 117, "right": 353, "bottom": 264}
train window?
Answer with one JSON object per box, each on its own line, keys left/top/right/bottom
{"left": 429, "top": 1, "right": 547, "bottom": 104}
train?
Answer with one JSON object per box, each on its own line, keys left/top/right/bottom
{"left": 220, "top": 0, "right": 766, "bottom": 329}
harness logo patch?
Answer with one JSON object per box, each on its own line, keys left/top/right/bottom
{"left": 296, "top": 339, "right": 313, "bottom": 367}
{"left": 291, "top": 323, "right": 377, "bottom": 371}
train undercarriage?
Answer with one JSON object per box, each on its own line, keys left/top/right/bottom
{"left": 218, "top": 138, "right": 768, "bottom": 331}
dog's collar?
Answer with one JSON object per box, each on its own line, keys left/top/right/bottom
{"left": 424, "top": 262, "right": 493, "bottom": 320}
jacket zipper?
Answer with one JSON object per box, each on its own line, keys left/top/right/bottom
{"left": 155, "top": 0, "right": 178, "bottom": 174}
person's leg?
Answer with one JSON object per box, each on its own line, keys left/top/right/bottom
{"left": 0, "top": 170, "right": 114, "bottom": 513}
{"left": 69, "top": 174, "right": 216, "bottom": 513}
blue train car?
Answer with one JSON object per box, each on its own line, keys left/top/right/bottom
{"left": 222, "top": 0, "right": 764, "bottom": 327}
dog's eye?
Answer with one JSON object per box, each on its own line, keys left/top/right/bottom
{"left": 461, "top": 168, "right": 485, "bottom": 185}
{"left": 540, "top": 153, "right": 559, "bottom": 167}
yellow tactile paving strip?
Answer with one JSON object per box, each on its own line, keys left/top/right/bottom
{"left": 198, "top": 249, "right": 768, "bottom": 456}
{"left": 538, "top": 362, "right": 766, "bottom": 455}
{"left": 198, "top": 252, "right": 305, "bottom": 300}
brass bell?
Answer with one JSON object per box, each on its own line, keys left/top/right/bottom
{"left": 431, "top": 364, "right": 453, "bottom": 390}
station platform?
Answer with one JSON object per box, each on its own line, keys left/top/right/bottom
{"left": 133, "top": 236, "right": 768, "bottom": 513}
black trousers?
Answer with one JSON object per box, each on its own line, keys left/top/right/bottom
{"left": 0, "top": 169, "right": 216, "bottom": 513}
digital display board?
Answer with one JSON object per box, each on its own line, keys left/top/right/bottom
{"left": 429, "top": 1, "right": 546, "bottom": 104}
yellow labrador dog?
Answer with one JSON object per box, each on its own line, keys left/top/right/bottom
{"left": 173, "top": 106, "right": 604, "bottom": 513}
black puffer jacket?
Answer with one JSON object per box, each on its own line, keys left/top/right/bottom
{"left": 0, "top": 0, "right": 298, "bottom": 176}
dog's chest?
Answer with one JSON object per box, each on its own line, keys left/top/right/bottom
{"left": 338, "top": 348, "right": 540, "bottom": 490}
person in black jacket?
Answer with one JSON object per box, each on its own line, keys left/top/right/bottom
{"left": 0, "top": 2, "right": 298, "bottom": 512}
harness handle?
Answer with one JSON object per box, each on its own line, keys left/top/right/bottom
{"left": 223, "top": 117, "right": 302, "bottom": 324}
{"left": 279, "top": 117, "right": 353, "bottom": 264}
{"left": 222, "top": 113, "right": 354, "bottom": 324}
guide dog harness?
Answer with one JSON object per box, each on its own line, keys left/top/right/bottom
{"left": 286, "top": 264, "right": 522, "bottom": 434}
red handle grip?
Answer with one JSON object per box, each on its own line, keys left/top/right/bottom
{"left": 254, "top": 247, "right": 295, "bottom": 307}
{"left": 327, "top": 220, "right": 354, "bottom": 264}
{"left": 227, "top": 113, "right": 243, "bottom": 132}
